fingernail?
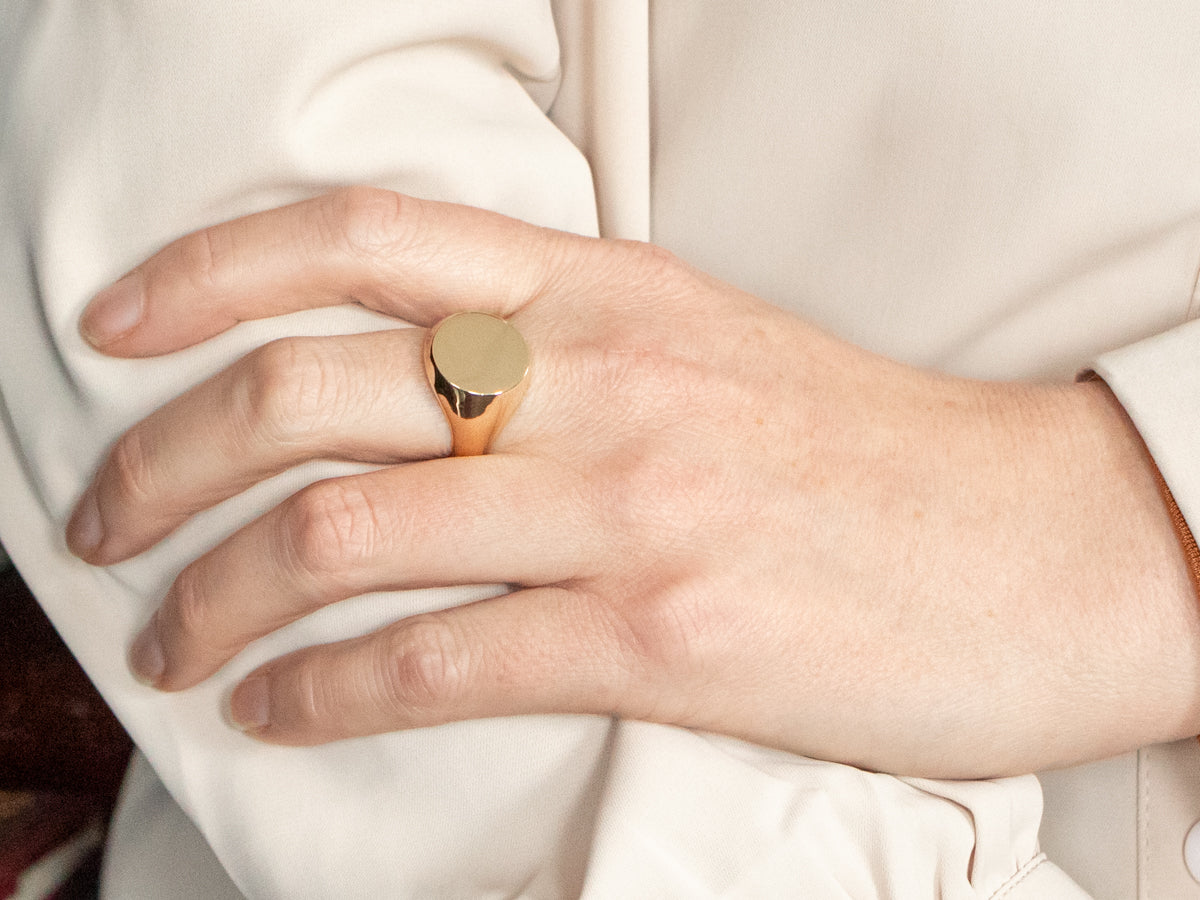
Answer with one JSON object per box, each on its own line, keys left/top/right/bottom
{"left": 66, "top": 487, "right": 104, "bottom": 557}
{"left": 229, "top": 676, "right": 271, "bottom": 731}
{"left": 129, "top": 618, "right": 166, "bottom": 687}
{"left": 82, "top": 272, "right": 144, "bottom": 346}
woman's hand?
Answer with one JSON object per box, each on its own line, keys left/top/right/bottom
{"left": 66, "top": 188, "right": 1200, "bottom": 777}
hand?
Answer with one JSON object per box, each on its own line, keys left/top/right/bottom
{"left": 67, "top": 188, "right": 1200, "bottom": 777}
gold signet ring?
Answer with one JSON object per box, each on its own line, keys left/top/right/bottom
{"left": 423, "top": 312, "right": 531, "bottom": 456}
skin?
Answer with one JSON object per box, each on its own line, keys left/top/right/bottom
{"left": 66, "top": 187, "right": 1200, "bottom": 779}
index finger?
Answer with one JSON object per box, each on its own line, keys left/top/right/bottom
{"left": 80, "top": 188, "right": 582, "bottom": 357}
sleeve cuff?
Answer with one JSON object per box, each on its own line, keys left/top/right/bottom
{"left": 1091, "top": 318, "right": 1200, "bottom": 591}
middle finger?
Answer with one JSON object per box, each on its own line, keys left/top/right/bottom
{"left": 68, "top": 327, "right": 447, "bottom": 565}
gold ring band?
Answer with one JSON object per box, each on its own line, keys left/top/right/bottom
{"left": 423, "top": 312, "right": 530, "bottom": 456}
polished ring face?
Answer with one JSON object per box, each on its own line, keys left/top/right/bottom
{"left": 424, "top": 312, "right": 530, "bottom": 456}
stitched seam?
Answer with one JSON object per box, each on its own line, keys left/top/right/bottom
{"left": 987, "top": 853, "right": 1048, "bottom": 900}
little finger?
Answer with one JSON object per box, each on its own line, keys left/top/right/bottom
{"left": 226, "top": 586, "right": 638, "bottom": 744}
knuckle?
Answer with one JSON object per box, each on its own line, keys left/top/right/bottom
{"left": 613, "top": 581, "right": 710, "bottom": 677}
{"left": 324, "top": 186, "right": 409, "bottom": 262}
{"left": 286, "top": 657, "right": 334, "bottom": 730}
{"left": 625, "top": 239, "right": 680, "bottom": 273}
{"left": 235, "top": 338, "right": 345, "bottom": 446}
{"left": 609, "top": 239, "right": 693, "bottom": 295}
{"left": 380, "top": 618, "right": 469, "bottom": 713}
{"left": 593, "top": 444, "right": 692, "bottom": 549}
{"left": 282, "top": 479, "right": 381, "bottom": 584}
{"left": 168, "top": 564, "right": 218, "bottom": 651}
{"left": 107, "top": 427, "right": 160, "bottom": 507}
{"left": 177, "top": 225, "right": 231, "bottom": 296}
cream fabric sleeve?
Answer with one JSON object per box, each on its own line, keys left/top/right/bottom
{"left": 0, "top": 2, "right": 1078, "bottom": 897}
{"left": 1094, "top": 320, "right": 1200, "bottom": 569}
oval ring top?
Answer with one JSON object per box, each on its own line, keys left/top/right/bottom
{"left": 429, "top": 312, "right": 529, "bottom": 396}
